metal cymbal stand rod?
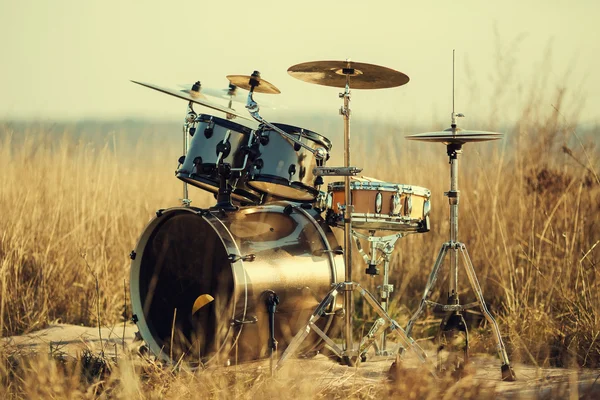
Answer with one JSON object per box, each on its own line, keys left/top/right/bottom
{"left": 340, "top": 73, "right": 354, "bottom": 356}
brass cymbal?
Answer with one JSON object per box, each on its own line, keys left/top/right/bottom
{"left": 287, "top": 60, "right": 409, "bottom": 89}
{"left": 406, "top": 128, "right": 503, "bottom": 144}
{"left": 131, "top": 81, "right": 251, "bottom": 121}
{"left": 226, "top": 74, "right": 281, "bottom": 94}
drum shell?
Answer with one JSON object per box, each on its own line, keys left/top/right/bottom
{"left": 177, "top": 114, "right": 261, "bottom": 204}
{"left": 130, "top": 202, "right": 344, "bottom": 364}
{"left": 328, "top": 181, "right": 431, "bottom": 231}
{"left": 247, "top": 123, "right": 331, "bottom": 202}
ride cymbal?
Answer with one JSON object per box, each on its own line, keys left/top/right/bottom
{"left": 131, "top": 81, "right": 251, "bottom": 121}
{"left": 406, "top": 128, "right": 503, "bottom": 144}
{"left": 287, "top": 60, "right": 409, "bottom": 89}
{"left": 226, "top": 73, "right": 281, "bottom": 94}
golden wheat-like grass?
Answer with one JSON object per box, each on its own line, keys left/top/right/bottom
{"left": 0, "top": 85, "right": 598, "bottom": 397}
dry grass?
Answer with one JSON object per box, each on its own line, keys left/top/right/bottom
{"left": 0, "top": 77, "right": 599, "bottom": 397}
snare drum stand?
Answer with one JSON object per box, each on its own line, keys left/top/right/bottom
{"left": 274, "top": 67, "right": 434, "bottom": 375}
{"left": 400, "top": 114, "right": 516, "bottom": 381}
{"left": 353, "top": 230, "right": 403, "bottom": 357}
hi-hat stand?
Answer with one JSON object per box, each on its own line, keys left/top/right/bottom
{"left": 401, "top": 111, "right": 517, "bottom": 381}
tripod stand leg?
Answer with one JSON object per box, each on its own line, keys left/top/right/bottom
{"left": 276, "top": 283, "right": 344, "bottom": 370}
{"left": 357, "top": 284, "right": 433, "bottom": 370}
{"left": 405, "top": 244, "right": 449, "bottom": 338}
{"left": 458, "top": 244, "right": 516, "bottom": 381}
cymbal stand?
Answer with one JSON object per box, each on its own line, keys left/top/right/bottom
{"left": 353, "top": 230, "right": 403, "bottom": 356}
{"left": 399, "top": 114, "right": 516, "bottom": 381}
{"left": 275, "top": 66, "right": 435, "bottom": 376}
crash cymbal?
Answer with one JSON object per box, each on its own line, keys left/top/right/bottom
{"left": 131, "top": 81, "right": 252, "bottom": 121}
{"left": 226, "top": 73, "right": 281, "bottom": 94}
{"left": 287, "top": 60, "right": 409, "bottom": 89}
{"left": 406, "top": 128, "right": 503, "bottom": 144}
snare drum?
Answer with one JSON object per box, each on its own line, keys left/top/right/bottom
{"left": 177, "top": 114, "right": 262, "bottom": 204}
{"left": 246, "top": 123, "right": 331, "bottom": 202}
{"left": 326, "top": 177, "right": 431, "bottom": 232}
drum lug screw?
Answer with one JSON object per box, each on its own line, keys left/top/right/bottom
{"left": 129, "top": 251, "right": 136, "bottom": 260}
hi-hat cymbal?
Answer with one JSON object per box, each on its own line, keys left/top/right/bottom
{"left": 406, "top": 128, "right": 503, "bottom": 144}
{"left": 287, "top": 60, "right": 409, "bottom": 89}
{"left": 226, "top": 74, "right": 281, "bottom": 94}
{"left": 131, "top": 81, "right": 251, "bottom": 121}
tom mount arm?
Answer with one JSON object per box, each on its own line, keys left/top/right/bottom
{"left": 245, "top": 73, "right": 328, "bottom": 161}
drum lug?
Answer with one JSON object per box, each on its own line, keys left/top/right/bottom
{"left": 391, "top": 193, "right": 402, "bottom": 216}
{"left": 375, "top": 192, "right": 383, "bottom": 214}
{"left": 283, "top": 204, "right": 294, "bottom": 215}
{"left": 405, "top": 194, "right": 413, "bottom": 215}
{"left": 288, "top": 164, "right": 297, "bottom": 180}
{"left": 418, "top": 215, "right": 431, "bottom": 233}
{"left": 129, "top": 250, "right": 136, "bottom": 260}
{"left": 259, "top": 130, "right": 270, "bottom": 145}
{"left": 204, "top": 121, "right": 214, "bottom": 138}
{"left": 215, "top": 139, "right": 231, "bottom": 159}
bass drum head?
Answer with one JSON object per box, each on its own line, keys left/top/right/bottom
{"left": 131, "top": 210, "right": 236, "bottom": 364}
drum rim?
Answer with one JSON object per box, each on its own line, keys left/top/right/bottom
{"left": 330, "top": 213, "right": 426, "bottom": 232}
{"left": 247, "top": 174, "right": 319, "bottom": 201}
{"left": 328, "top": 181, "right": 431, "bottom": 197}
{"left": 197, "top": 113, "right": 254, "bottom": 135}
{"left": 262, "top": 122, "right": 332, "bottom": 150}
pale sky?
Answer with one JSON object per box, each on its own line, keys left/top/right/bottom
{"left": 0, "top": 0, "right": 598, "bottom": 125}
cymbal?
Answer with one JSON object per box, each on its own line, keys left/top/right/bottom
{"left": 131, "top": 81, "right": 251, "bottom": 121}
{"left": 226, "top": 74, "right": 281, "bottom": 94}
{"left": 406, "top": 128, "right": 503, "bottom": 144}
{"left": 287, "top": 60, "right": 409, "bottom": 89}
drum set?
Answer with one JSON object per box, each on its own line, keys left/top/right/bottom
{"left": 128, "top": 57, "right": 517, "bottom": 381}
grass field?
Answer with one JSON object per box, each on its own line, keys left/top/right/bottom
{"left": 0, "top": 85, "right": 599, "bottom": 397}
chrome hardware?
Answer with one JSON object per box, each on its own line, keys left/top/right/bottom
{"left": 375, "top": 192, "right": 383, "bottom": 214}
{"left": 423, "top": 199, "right": 431, "bottom": 217}
{"left": 313, "top": 166, "right": 362, "bottom": 176}
{"left": 392, "top": 193, "right": 402, "bottom": 216}
{"left": 405, "top": 193, "right": 413, "bottom": 215}
{"left": 326, "top": 192, "right": 333, "bottom": 210}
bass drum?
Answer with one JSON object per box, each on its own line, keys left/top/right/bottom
{"left": 130, "top": 202, "right": 344, "bottom": 365}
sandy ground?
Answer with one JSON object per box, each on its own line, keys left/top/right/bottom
{"left": 3, "top": 324, "right": 600, "bottom": 398}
